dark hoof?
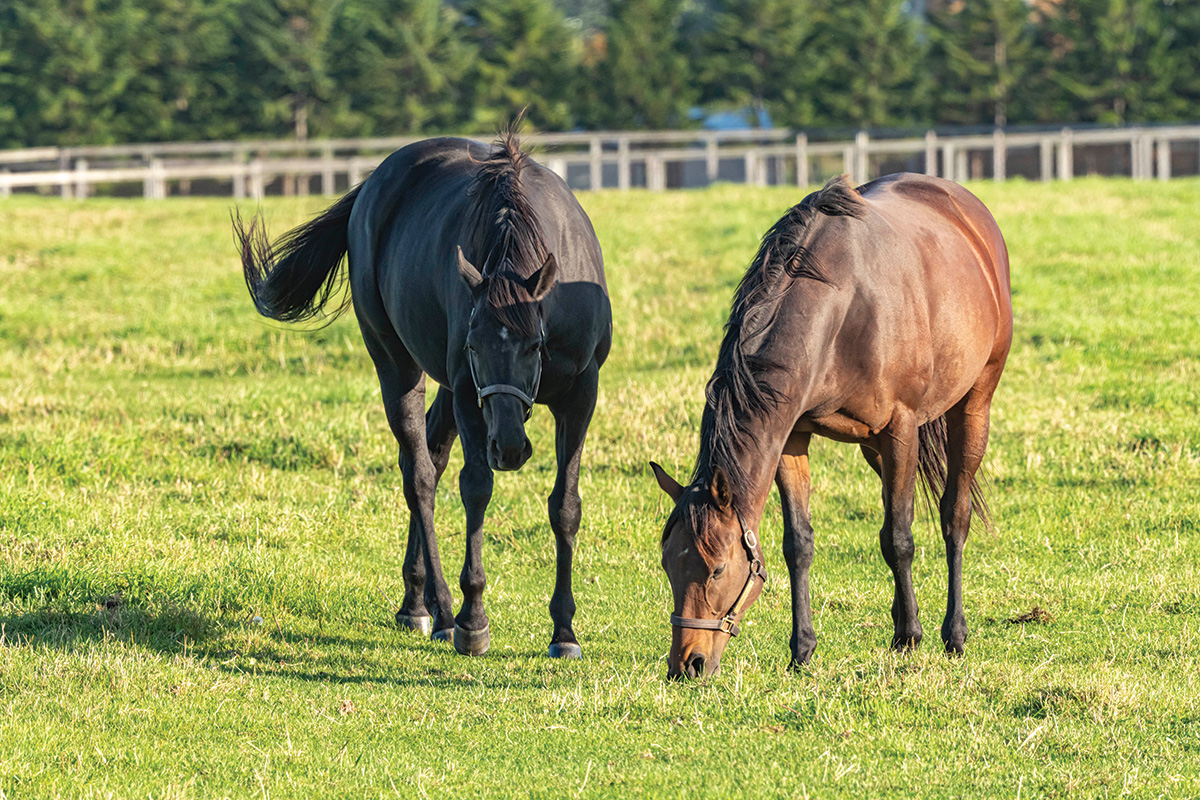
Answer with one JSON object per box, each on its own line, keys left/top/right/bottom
{"left": 548, "top": 642, "right": 582, "bottom": 659}
{"left": 453, "top": 624, "right": 490, "bottom": 656}
{"left": 431, "top": 628, "right": 454, "bottom": 644}
{"left": 395, "top": 612, "right": 432, "bottom": 636}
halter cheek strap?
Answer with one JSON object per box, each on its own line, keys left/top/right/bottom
{"left": 465, "top": 314, "right": 546, "bottom": 422}
{"left": 669, "top": 513, "right": 768, "bottom": 638}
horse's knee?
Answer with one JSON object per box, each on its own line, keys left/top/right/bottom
{"left": 459, "top": 463, "right": 493, "bottom": 511}
{"left": 548, "top": 489, "right": 581, "bottom": 540}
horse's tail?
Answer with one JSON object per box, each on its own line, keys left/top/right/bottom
{"left": 234, "top": 184, "right": 363, "bottom": 324}
{"left": 916, "top": 415, "right": 992, "bottom": 530}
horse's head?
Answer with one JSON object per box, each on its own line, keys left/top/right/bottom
{"left": 652, "top": 461, "right": 767, "bottom": 680}
{"left": 458, "top": 246, "right": 558, "bottom": 471}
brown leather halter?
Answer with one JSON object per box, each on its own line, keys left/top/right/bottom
{"left": 669, "top": 512, "right": 768, "bottom": 638}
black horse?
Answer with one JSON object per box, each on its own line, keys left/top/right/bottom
{"left": 236, "top": 129, "right": 612, "bottom": 658}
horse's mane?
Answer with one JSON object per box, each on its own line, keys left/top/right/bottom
{"left": 465, "top": 123, "right": 548, "bottom": 338}
{"left": 674, "top": 176, "right": 868, "bottom": 556}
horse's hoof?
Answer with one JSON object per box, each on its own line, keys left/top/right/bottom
{"left": 453, "top": 624, "right": 490, "bottom": 656}
{"left": 431, "top": 628, "right": 454, "bottom": 644}
{"left": 395, "top": 612, "right": 432, "bottom": 636}
{"left": 548, "top": 642, "right": 582, "bottom": 659}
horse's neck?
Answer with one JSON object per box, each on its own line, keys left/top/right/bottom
{"left": 705, "top": 409, "right": 796, "bottom": 526}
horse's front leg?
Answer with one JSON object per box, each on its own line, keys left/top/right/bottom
{"left": 451, "top": 391, "right": 494, "bottom": 656}
{"left": 777, "top": 434, "right": 815, "bottom": 667}
{"left": 545, "top": 362, "right": 599, "bottom": 659}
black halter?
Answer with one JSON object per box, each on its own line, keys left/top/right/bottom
{"left": 669, "top": 512, "right": 768, "bottom": 638}
{"left": 465, "top": 312, "right": 546, "bottom": 422}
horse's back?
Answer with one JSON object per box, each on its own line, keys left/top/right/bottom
{"left": 862, "top": 173, "right": 1012, "bottom": 415}
{"left": 786, "top": 174, "right": 1012, "bottom": 430}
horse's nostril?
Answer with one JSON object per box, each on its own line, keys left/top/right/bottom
{"left": 685, "top": 653, "right": 707, "bottom": 678}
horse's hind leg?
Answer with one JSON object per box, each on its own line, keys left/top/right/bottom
{"left": 777, "top": 434, "right": 816, "bottom": 667}
{"left": 367, "top": 341, "right": 456, "bottom": 641}
{"left": 939, "top": 383, "right": 995, "bottom": 654}
{"left": 395, "top": 387, "right": 458, "bottom": 635}
{"left": 876, "top": 409, "right": 923, "bottom": 651}
{"left": 544, "top": 362, "right": 600, "bottom": 659}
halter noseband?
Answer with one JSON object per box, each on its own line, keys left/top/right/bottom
{"left": 465, "top": 310, "right": 546, "bottom": 422}
{"left": 669, "top": 511, "right": 768, "bottom": 638}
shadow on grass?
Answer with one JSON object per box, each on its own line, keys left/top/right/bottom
{"left": 0, "top": 602, "right": 597, "bottom": 691}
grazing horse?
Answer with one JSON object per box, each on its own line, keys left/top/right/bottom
{"left": 651, "top": 174, "right": 1012, "bottom": 679}
{"left": 236, "top": 130, "right": 611, "bottom": 658}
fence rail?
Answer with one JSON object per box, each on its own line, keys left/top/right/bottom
{"left": 3, "top": 124, "right": 1200, "bottom": 200}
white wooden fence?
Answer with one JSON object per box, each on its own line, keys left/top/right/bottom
{"left": 2, "top": 124, "right": 1198, "bottom": 200}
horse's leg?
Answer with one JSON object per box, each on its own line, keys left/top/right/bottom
{"left": 545, "top": 362, "right": 599, "bottom": 659}
{"left": 395, "top": 387, "right": 458, "bottom": 635}
{"left": 859, "top": 444, "right": 882, "bottom": 478}
{"left": 940, "top": 384, "right": 995, "bottom": 654}
{"left": 877, "top": 410, "right": 923, "bottom": 650}
{"left": 450, "top": 391, "right": 494, "bottom": 656}
{"left": 374, "top": 362, "right": 456, "bottom": 641}
{"left": 777, "top": 434, "right": 816, "bottom": 667}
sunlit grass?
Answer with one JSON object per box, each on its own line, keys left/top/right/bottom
{"left": 1, "top": 179, "right": 1198, "bottom": 797}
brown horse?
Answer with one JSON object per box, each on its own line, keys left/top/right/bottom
{"left": 652, "top": 173, "right": 1012, "bottom": 679}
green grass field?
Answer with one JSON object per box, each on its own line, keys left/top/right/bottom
{"left": 1, "top": 178, "right": 1198, "bottom": 798}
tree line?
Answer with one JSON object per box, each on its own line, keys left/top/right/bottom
{"left": 1, "top": 0, "right": 1196, "bottom": 148}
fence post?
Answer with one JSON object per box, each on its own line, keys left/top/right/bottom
{"left": 854, "top": 131, "right": 869, "bottom": 184}
{"left": 322, "top": 145, "right": 335, "bottom": 196}
{"left": 74, "top": 158, "right": 89, "bottom": 200}
{"left": 925, "top": 131, "right": 938, "bottom": 177}
{"left": 647, "top": 155, "right": 665, "bottom": 191}
{"left": 349, "top": 158, "right": 363, "bottom": 188}
{"left": 1057, "top": 128, "right": 1073, "bottom": 181}
{"left": 706, "top": 137, "right": 719, "bottom": 184}
{"left": 548, "top": 157, "right": 567, "bottom": 180}
{"left": 617, "top": 137, "right": 631, "bottom": 191}
{"left": 942, "top": 144, "right": 956, "bottom": 182}
{"left": 795, "top": 133, "right": 809, "bottom": 187}
{"left": 1156, "top": 138, "right": 1171, "bottom": 181}
{"left": 992, "top": 128, "right": 1006, "bottom": 182}
{"left": 59, "top": 152, "right": 71, "bottom": 199}
{"left": 841, "top": 145, "right": 854, "bottom": 178}
{"left": 233, "top": 150, "right": 246, "bottom": 199}
{"left": 589, "top": 137, "right": 603, "bottom": 190}
{"left": 1039, "top": 138, "right": 1053, "bottom": 181}
{"left": 955, "top": 148, "right": 968, "bottom": 183}
{"left": 0, "top": 168, "right": 9, "bottom": 198}
{"left": 250, "top": 158, "right": 265, "bottom": 200}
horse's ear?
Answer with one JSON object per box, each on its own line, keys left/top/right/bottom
{"left": 650, "top": 461, "right": 684, "bottom": 503}
{"left": 525, "top": 252, "right": 558, "bottom": 301}
{"left": 457, "top": 246, "right": 484, "bottom": 291}
{"left": 710, "top": 466, "right": 733, "bottom": 510}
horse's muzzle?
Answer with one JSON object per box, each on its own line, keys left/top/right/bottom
{"left": 489, "top": 437, "right": 532, "bottom": 471}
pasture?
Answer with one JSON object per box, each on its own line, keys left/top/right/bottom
{"left": 0, "top": 179, "right": 1198, "bottom": 798}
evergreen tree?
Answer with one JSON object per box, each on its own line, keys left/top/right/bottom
{"left": 580, "top": 0, "right": 694, "bottom": 129}
{"left": 0, "top": 0, "right": 157, "bottom": 145}
{"left": 926, "top": 0, "right": 1038, "bottom": 127}
{"left": 320, "top": 0, "right": 473, "bottom": 136}
{"left": 694, "top": 0, "right": 823, "bottom": 128}
{"left": 808, "top": 0, "right": 929, "bottom": 129}
{"left": 1033, "top": 0, "right": 1175, "bottom": 124}
{"left": 233, "top": 0, "right": 342, "bottom": 139}
{"left": 461, "top": 0, "right": 580, "bottom": 130}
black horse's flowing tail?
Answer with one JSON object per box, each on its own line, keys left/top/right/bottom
{"left": 234, "top": 184, "right": 363, "bottom": 323}
{"left": 916, "top": 415, "right": 992, "bottom": 530}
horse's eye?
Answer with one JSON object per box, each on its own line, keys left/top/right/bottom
{"left": 527, "top": 343, "right": 540, "bottom": 355}
{"left": 712, "top": 563, "right": 727, "bottom": 578}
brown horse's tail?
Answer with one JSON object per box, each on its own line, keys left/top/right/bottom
{"left": 234, "top": 184, "right": 363, "bottom": 324}
{"left": 916, "top": 415, "right": 992, "bottom": 530}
